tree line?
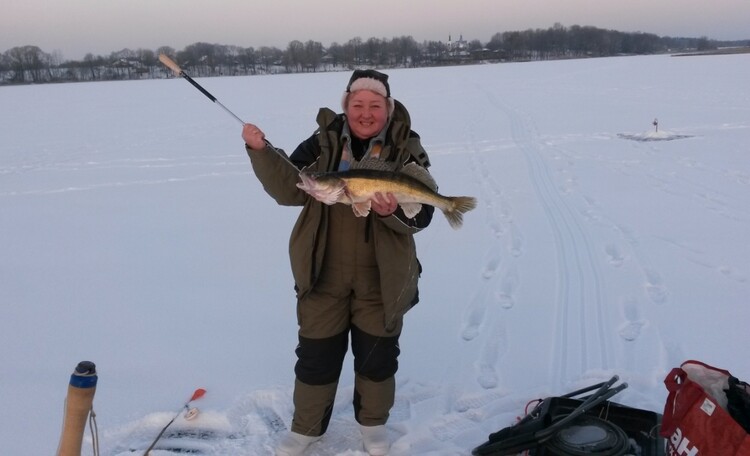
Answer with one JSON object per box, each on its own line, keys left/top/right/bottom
{"left": 1, "top": 24, "right": 744, "bottom": 85}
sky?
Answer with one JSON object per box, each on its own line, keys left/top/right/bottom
{"left": 1, "top": 53, "right": 749, "bottom": 454}
{"left": 2, "top": 0, "right": 750, "bottom": 61}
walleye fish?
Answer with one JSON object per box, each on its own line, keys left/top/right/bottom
{"left": 296, "top": 162, "right": 477, "bottom": 229}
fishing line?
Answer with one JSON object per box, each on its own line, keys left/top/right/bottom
{"left": 88, "top": 409, "right": 100, "bottom": 456}
{"left": 157, "top": 54, "right": 297, "bottom": 169}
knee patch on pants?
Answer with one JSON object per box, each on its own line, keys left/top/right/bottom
{"left": 351, "top": 324, "right": 400, "bottom": 381}
{"left": 295, "top": 330, "right": 349, "bottom": 385}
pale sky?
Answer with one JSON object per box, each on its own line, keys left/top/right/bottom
{"left": 3, "top": 0, "right": 749, "bottom": 61}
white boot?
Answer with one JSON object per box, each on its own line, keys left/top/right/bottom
{"left": 275, "top": 431, "right": 320, "bottom": 456}
{"left": 360, "top": 424, "right": 389, "bottom": 456}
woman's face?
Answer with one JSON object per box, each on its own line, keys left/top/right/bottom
{"left": 345, "top": 90, "right": 389, "bottom": 139}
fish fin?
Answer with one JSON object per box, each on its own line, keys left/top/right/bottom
{"left": 401, "top": 162, "right": 438, "bottom": 191}
{"left": 296, "top": 182, "right": 343, "bottom": 205}
{"left": 351, "top": 158, "right": 398, "bottom": 172}
{"left": 319, "top": 188, "right": 346, "bottom": 205}
{"left": 400, "top": 202, "right": 423, "bottom": 219}
{"left": 442, "top": 196, "right": 478, "bottom": 229}
{"left": 352, "top": 201, "right": 372, "bottom": 217}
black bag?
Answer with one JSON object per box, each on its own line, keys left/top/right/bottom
{"left": 727, "top": 376, "right": 750, "bottom": 434}
{"left": 472, "top": 376, "right": 664, "bottom": 456}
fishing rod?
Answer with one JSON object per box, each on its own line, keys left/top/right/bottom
{"left": 159, "top": 54, "right": 245, "bottom": 125}
{"left": 143, "top": 388, "right": 206, "bottom": 455}
{"left": 158, "top": 54, "right": 296, "bottom": 167}
{"left": 57, "top": 361, "right": 99, "bottom": 456}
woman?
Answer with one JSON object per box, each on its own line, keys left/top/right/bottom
{"left": 242, "top": 69, "right": 434, "bottom": 456}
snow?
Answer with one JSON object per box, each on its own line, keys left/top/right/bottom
{"left": 1, "top": 53, "right": 749, "bottom": 455}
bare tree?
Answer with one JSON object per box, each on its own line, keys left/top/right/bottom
{"left": 346, "top": 37, "right": 363, "bottom": 66}
{"left": 6, "top": 46, "right": 48, "bottom": 83}
{"left": 303, "top": 40, "right": 324, "bottom": 71}
{"left": 234, "top": 46, "right": 257, "bottom": 75}
{"left": 390, "top": 36, "right": 420, "bottom": 66}
{"left": 284, "top": 40, "right": 304, "bottom": 72}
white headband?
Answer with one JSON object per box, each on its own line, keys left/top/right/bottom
{"left": 341, "top": 78, "right": 395, "bottom": 115}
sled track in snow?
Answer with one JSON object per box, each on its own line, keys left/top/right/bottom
{"left": 484, "top": 93, "right": 613, "bottom": 384}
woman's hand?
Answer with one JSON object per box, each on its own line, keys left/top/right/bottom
{"left": 242, "top": 123, "right": 267, "bottom": 150}
{"left": 371, "top": 192, "right": 398, "bottom": 217}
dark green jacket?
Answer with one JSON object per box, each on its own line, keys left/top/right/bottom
{"left": 246, "top": 101, "right": 433, "bottom": 331}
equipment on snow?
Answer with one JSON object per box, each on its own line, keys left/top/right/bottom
{"left": 661, "top": 360, "right": 750, "bottom": 455}
{"left": 57, "top": 361, "right": 99, "bottom": 456}
{"left": 143, "top": 388, "right": 207, "bottom": 455}
{"left": 472, "top": 375, "right": 664, "bottom": 455}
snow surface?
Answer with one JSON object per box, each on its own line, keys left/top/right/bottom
{"left": 1, "top": 53, "right": 749, "bottom": 455}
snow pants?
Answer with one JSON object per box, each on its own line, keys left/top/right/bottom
{"left": 290, "top": 205, "right": 403, "bottom": 437}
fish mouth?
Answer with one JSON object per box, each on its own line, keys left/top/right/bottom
{"left": 296, "top": 170, "right": 345, "bottom": 205}
{"left": 296, "top": 171, "right": 316, "bottom": 190}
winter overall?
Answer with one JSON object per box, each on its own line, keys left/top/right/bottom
{"left": 292, "top": 186, "right": 403, "bottom": 437}
{"left": 245, "top": 101, "right": 432, "bottom": 439}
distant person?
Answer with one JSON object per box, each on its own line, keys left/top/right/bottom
{"left": 242, "top": 69, "right": 435, "bottom": 456}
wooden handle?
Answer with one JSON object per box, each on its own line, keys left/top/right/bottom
{"left": 159, "top": 54, "right": 182, "bottom": 75}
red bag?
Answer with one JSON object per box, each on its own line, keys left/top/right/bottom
{"left": 661, "top": 360, "right": 750, "bottom": 455}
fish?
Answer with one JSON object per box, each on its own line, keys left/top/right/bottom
{"left": 296, "top": 162, "right": 477, "bottom": 229}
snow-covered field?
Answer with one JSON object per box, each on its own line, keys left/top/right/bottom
{"left": 1, "top": 53, "right": 749, "bottom": 455}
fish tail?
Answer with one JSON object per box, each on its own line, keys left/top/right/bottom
{"left": 442, "top": 196, "right": 478, "bottom": 229}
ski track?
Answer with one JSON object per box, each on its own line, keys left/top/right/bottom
{"left": 470, "top": 93, "right": 750, "bottom": 388}
{"left": 454, "top": 80, "right": 678, "bottom": 393}
{"left": 454, "top": 82, "right": 698, "bottom": 389}
{"left": 485, "top": 92, "right": 613, "bottom": 387}
{"left": 533, "top": 126, "right": 749, "bottom": 382}
{"left": 456, "top": 85, "right": 641, "bottom": 391}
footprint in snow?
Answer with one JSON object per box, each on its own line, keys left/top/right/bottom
{"left": 477, "top": 363, "right": 499, "bottom": 390}
{"left": 475, "top": 321, "right": 507, "bottom": 389}
{"left": 617, "top": 296, "right": 647, "bottom": 342}
{"left": 453, "top": 390, "right": 508, "bottom": 413}
{"left": 508, "top": 223, "right": 524, "bottom": 257}
{"left": 388, "top": 396, "right": 412, "bottom": 423}
{"left": 605, "top": 243, "right": 625, "bottom": 267}
{"left": 481, "top": 247, "right": 503, "bottom": 280}
{"left": 619, "top": 320, "right": 646, "bottom": 342}
{"left": 494, "top": 291, "right": 514, "bottom": 310}
{"left": 460, "top": 288, "right": 489, "bottom": 341}
{"left": 428, "top": 414, "right": 477, "bottom": 442}
{"left": 644, "top": 269, "right": 669, "bottom": 304}
{"left": 497, "top": 265, "right": 519, "bottom": 310}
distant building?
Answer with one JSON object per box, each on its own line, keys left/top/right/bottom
{"left": 448, "top": 34, "right": 469, "bottom": 52}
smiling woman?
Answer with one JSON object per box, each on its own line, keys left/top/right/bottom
{"left": 341, "top": 70, "right": 393, "bottom": 142}
{"left": 240, "top": 68, "right": 445, "bottom": 455}
{"left": 344, "top": 90, "right": 390, "bottom": 142}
